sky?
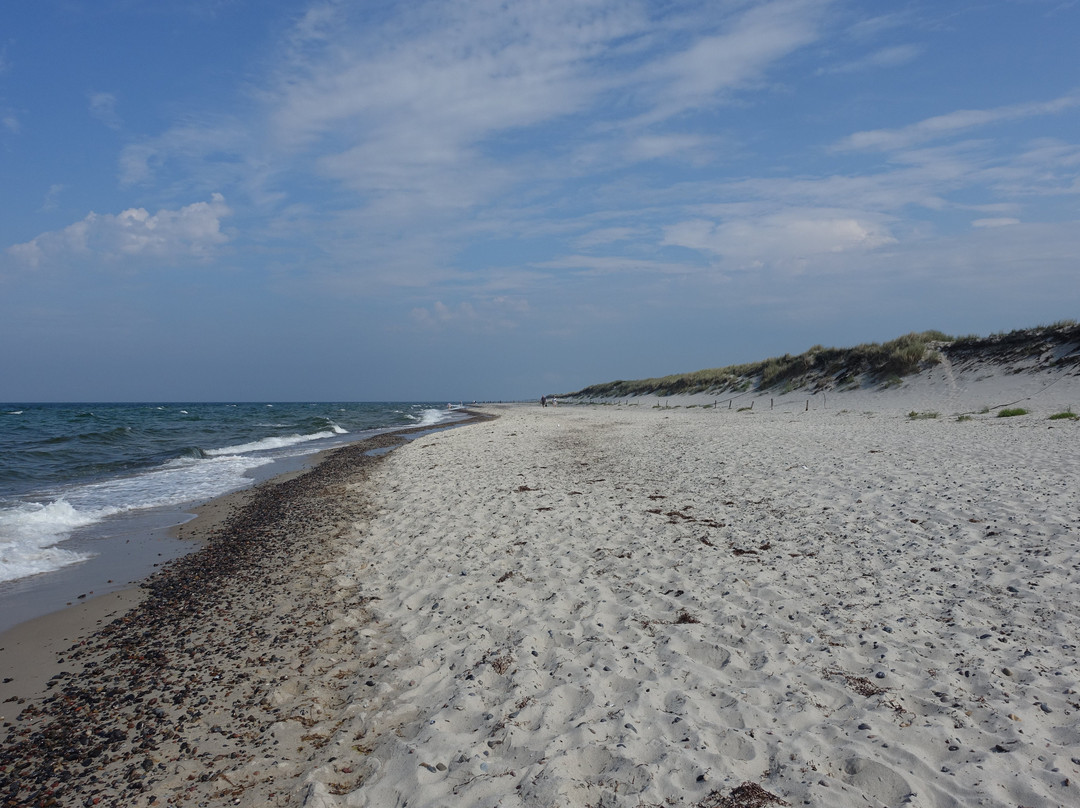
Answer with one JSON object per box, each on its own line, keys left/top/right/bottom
{"left": 2, "top": 0, "right": 1079, "bottom": 401}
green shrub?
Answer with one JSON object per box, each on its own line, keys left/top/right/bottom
{"left": 1048, "top": 409, "right": 1078, "bottom": 420}
{"left": 997, "top": 408, "right": 1028, "bottom": 418}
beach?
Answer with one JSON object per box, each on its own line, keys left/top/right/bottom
{"left": 2, "top": 380, "right": 1079, "bottom": 807}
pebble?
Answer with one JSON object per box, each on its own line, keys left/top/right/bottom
{"left": 858, "top": 723, "right": 871, "bottom": 731}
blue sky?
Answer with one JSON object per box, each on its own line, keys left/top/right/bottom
{"left": 2, "top": 0, "right": 1079, "bottom": 401}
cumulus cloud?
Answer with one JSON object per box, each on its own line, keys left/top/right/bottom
{"left": 7, "top": 194, "right": 232, "bottom": 268}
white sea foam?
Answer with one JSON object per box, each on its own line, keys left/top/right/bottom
{"left": 205, "top": 430, "right": 342, "bottom": 456}
{"left": 0, "top": 500, "right": 101, "bottom": 582}
{"left": 0, "top": 453, "right": 277, "bottom": 583}
{"left": 411, "top": 408, "right": 453, "bottom": 427}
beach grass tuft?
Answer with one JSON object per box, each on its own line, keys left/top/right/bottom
{"left": 1048, "top": 408, "right": 1077, "bottom": 420}
{"left": 997, "top": 408, "right": 1029, "bottom": 418}
{"left": 908, "top": 411, "right": 939, "bottom": 420}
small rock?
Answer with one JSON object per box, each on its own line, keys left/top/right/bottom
{"left": 858, "top": 723, "right": 871, "bottom": 731}
{"left": 875, "top": 671, "right": 886, "bottom": 679}
{"left": 436, "top": 762, "right": 447, "bottom": 771}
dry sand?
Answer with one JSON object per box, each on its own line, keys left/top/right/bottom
{"left": 2, "top": 374, "right": 1078, "bottom": 808}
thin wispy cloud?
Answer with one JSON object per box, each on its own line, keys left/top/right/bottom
{"left": 816, "top": 43, "right": 921, "bottom": 75}
{"left": 88, "top": 92, "right": 122, "bottom": 130}
{"left": 839, "top": 92, "right": 1080, "bottom": 152}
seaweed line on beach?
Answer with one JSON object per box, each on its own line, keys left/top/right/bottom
{"left": 0, "top": 415, "right": 491, "bottom": 808}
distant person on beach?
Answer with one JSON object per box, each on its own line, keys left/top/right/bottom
{"left": 552, "top": 396, "right": 558, "bottom": 407}
{"left": 541, "top": 396, "right": 547, "bottom": 407}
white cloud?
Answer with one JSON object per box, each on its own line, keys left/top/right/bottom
{"left": 41, "top": 184, "right": 65, "bottom": 212}
{"left": 663, "top": 209, "right": 896, "bottom": 265}
{"left": 972, "top": 217, "right": 1020, "bottom": 228}
{"left": 839, "top": 92, "right": 1080, "bottom": 152}
{"left": 574, "top": 226, "right": 638, "bottom": 249}
{"left": 2, "top": 113, "right": 19, "bottom": 134}
{"left": 817, "top": 43, "right": 921, "bottom": 75}
{"left": 88, "top": 92, "right": 121, "bottom": 130}
{"left": 623, "top": 133, "right": 716, "bottom": 163}
{"left": 118, "top": 118, "right": 252, "bottom": 187}
{"left": 639, "top": 0, "right": 824, "bottom": 122}
{"left": 7, "top": 194, "right": 232, "bottom": 268}
{"left": 411, "top": 295, "right": 530, "bottom": 331}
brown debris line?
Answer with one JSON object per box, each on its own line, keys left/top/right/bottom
{"left": 0, "top": 413, "right": 492, "bottom": 808}
{"left": 827, "top": 668, "right": 888, "bottom": 698}
{"left": 696, "top": 781, "right": 790, "bottom": 808}
{"left": 644, "top": 506, "right": 726, "bottom": 529}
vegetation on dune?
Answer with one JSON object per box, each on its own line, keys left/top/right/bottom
{"left": 565, "top": 320, "right": 1080, "bottom": 400}
{"left": 569, "top": 330, "right": 952, "bottom": 399}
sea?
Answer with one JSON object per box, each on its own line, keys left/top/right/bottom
{"left": 0, "top": 402, "right": 464, "bottom": 632}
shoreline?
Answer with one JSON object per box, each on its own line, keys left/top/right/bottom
{"left": 2, "top": 399, "right": 1077, "bottom": 807}
{"left": 0, "top": 413, "right": 490, "bottom": 754}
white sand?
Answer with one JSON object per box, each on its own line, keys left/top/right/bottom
{"left": 236, "top": 370, "right": 1080, "bottom": 808}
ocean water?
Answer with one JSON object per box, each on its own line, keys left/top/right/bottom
{"left": 0, "top": 402, "right": 461, "bottom": 591}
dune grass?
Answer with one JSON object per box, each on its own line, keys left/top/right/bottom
{"left": 997, "top": 408, "right": 1029, "bottom": 418}
{"left": 565, "top": 320, "right": 1080, "bottom": 401}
